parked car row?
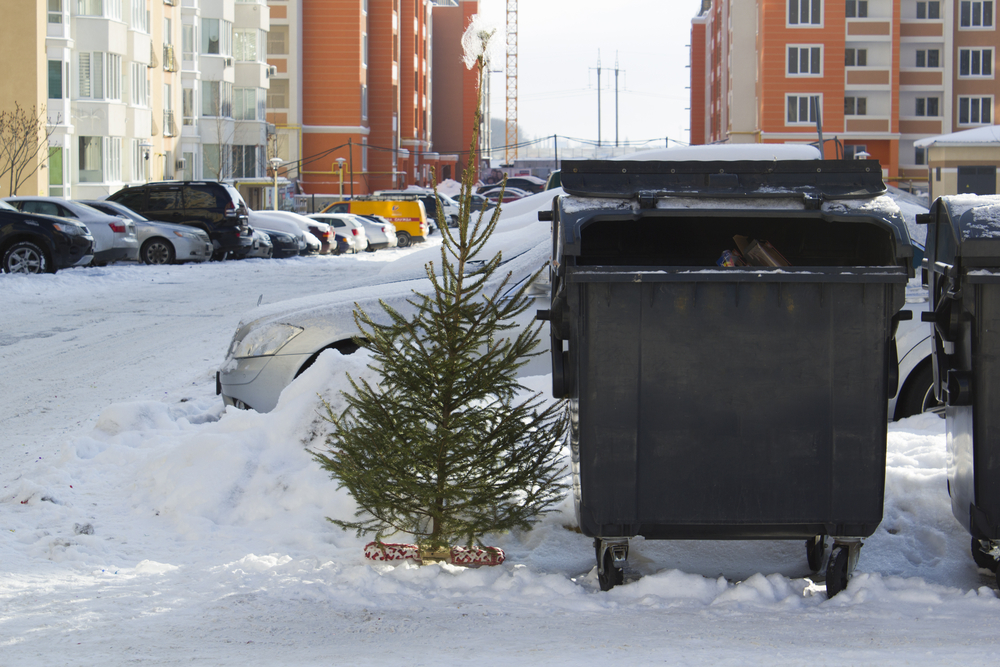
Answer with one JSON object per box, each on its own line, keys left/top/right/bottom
{"left": 0, "top": 181, "right": 411, "bottom": 274}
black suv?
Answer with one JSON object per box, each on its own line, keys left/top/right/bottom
{"left": 107, "top": 181, "right": 252, "bottom": 259}
{"left": 0, "top": 200, "right": 94, "bottom": 273}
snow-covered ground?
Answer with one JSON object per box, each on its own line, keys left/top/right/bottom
{"left": 3, "top": 194, "right": 1000, "bottom": 665}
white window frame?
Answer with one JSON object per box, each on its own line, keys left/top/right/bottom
{"left": 916, "top": 49, "right": 941, "bottom": 68}
{"left": 786, "top": 93, "right": 822, "bottom": 125}
{"left": 131, "top": 0, "right": 148, "bottom": 32}
{"left": 104, "top": 136, "right": 121, "bottom": 183}
{"left": 960, "top": 1, "right": 994, "bottom": 28}
{"left": 916, "top": 1, "right": 941, "bottom": 19}
{"left": 130, "top": 61, "right": 147, "bottom": 107}
{"left": 844, "top": 96, "right": 867, "bottom": 115}
{"left": 788, "top": 0, "right": 823, "bottom": 26}
{"left": 959, "top": 47, "right": 994, "bottom": 77}
{"left": 48, "top": 0, "right": 63, "bottom": 24}
{"left": 787, "top": 45, "right": 823, "bottom": 76}
{"left": 958, "top": 95, "right": 994, "bottom": 125}
{"left": 845, "top": 48, "right": 867, "bottom": 67}
{"left": 916, "top": 97, "right": 940, "bottom": 116}
{"left": 78, "top": 135, "right": 102, "bottom": 182}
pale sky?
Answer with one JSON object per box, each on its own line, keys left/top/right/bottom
{"left": 475, "top": 0, "right": 706, "bottom": 149}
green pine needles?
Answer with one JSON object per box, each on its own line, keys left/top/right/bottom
{"left": 311, "top": 29, "right": 567, "bottom": 550}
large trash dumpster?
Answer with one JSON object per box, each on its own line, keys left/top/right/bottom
{"left": 919, "top": 195, "right": 1000, "bottom": 572}
{"left": 543, "top": 159, "right": 914, "bottom": 595}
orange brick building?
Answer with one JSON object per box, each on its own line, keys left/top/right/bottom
{"left": 267, "top": 0, "right": 477, "bottom": 195}
{"left": 690, "top": 0, "right": 1000, "bottom": 185}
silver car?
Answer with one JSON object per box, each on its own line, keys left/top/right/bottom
{"left": 81, "top": 200, "right": 213, "bottom": 265}
{"left": 217, "top": 235, "right": 552, "bottom": 413}
{"left": 5, "top": 196, "right": 139, "bottom": 265}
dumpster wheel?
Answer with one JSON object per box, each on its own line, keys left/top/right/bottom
{"left": 805, "top": 534, "right": 827, "bottom": 572}
{"left": 826, "top": 541, "right": 862, "bottom": 598}
{"left": 595, "top": 539, "right": 628, "bottom": 591}
{"left": 971, "top": 538, "right": 1000, "bottom": 573}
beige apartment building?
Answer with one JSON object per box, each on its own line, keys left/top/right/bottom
{"left": 0, "top": 0, "right": 271, "bottom": 201}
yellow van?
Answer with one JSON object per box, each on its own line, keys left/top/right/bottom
{"left": 320, "top": 197, "right": 429, "bottom": 247}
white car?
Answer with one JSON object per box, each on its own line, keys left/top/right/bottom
{"left": 303, "top": 213, "right": 367, "bottom": 253}
{"left": 309, "top": 213, "right": 393, "bottom": 251}
{"left": 251, "top": 210, "right": 334, "bottom": 255}
{"left": 247, "top": 211, "right": 315, "bottom": 255}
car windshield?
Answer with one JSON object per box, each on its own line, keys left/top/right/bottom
{"left": 91, "top": 202, "right": 147, "bottom": 222}
{"left": 0, "top": 200, "right": 16, "bottom": 211}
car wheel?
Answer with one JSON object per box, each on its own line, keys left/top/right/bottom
{"left": 894, "top": 361, "right": 939, "bottom": 421}
{"left": 396, "top": 231, "right": 412, "bottom": 248}
{"left": 140, "top": 238, "right": 176, "bottom": 265}
{"left": 3, "top": 241, "right": 49, "bottom": 274}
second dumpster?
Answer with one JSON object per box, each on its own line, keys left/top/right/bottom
{"left": 920, "top": 194, "right": 1000, "bottom": 574}
{"left": 543, "top": 158, "right": 914, "bottom": 596}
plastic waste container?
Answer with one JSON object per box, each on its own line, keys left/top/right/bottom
{"left": 541, "top": 159, "right": 914, "bottom": 595}
{"left": 919, "top": 195, "right": 1000, "bottom": 573}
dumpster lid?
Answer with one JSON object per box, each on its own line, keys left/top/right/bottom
{"left": 929, "top": 195, "right": 1000, "bottom": 266}
{"left": 560, "top": 159, "right": 886, "bottom": 202}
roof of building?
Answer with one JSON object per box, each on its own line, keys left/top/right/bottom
{"left": 914, "top": 126, "right": 1000, "bottom": 148}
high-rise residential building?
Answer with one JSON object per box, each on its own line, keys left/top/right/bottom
{"left": 431, "top": 0, "right": 480, "bottom": 182}
{"left": 690, "top": 0, "right": 1000, "bottom": 185}
{"left": 0, "top": 0, "right": 271, "bottom": 200}
{"left": 267, "top": 0, "right": 472, "bottom": 196}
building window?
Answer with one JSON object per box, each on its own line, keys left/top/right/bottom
{"left": 917, "top": 1, "right": 941, "bottom": 18}
{"left": 48, "top": 60, "right": 63, "bottom": 100}
{"left": 845, "top": 48, "right": 867, "bottom": 67}
{"left": 183, "top": 24, "right": 195, "bottom": 61}
{"left": 267, "top": 79, "right": 288, "bottom": 109}
{"left": 79, "top": 136, "right": 102, "bottom": 182}
{"left": 916, "top": 49, "right": 940, "bottom": 67}
{"left": 78, "top": 52, "right": 121, "bottom": 101}
{"left": 232, "top": 145, "right": 258, "bottom": 178}
{"left": 959, "top": 48, "right": 993, "bottom": 76}
{"left": 48, "top": 0, "right": 62, "bottom": 23}
{"left": 130, "top": 62, "right": 147, "bottom": 106}
{"left": 844, "top": 96, "right": 867, "bottom": 115}
{"left": 131, "top": 0, "right": 148, "bottom": 32}
{"left": 233, "top": 88, "right": 258, "bottom": 120}
{"left": 361, "top": 84, "right": 368, "bottom": 119}
{"left": 846, "top": 0, "right": 867, "bottom": 17}
{"left": 201, "top": 80, "right": 233, "bottom": 117}
{"left": 49, "top": 146, "right": 63, "bottom": 196}
{"left": 789, "top": 0, "right": 822, "bottom": 25}
{"left": 268, "top": 25, "right": 288, "bottom": 55}
{"left": 915, "top": 147, "right": 927, "bottom": 165}
{"left": 201, "top": 19, "right": 231, "bottom": 56}
{"left": 916, "top": 97, "right": 940, "bottom": 116}
{"left": 234, "top": 29, "right": 260, "bottom": 62}
{"left": 363, "top": 33, "right": 369, "bottom": 67}
{"left": 959, "top": 96, "right": 993, "bottom": 124}
{"left": 183, "top": 88, "right": 196, "bottom": 125}
{"left": 787, "top": 45, "right": 822, "bottom": 75}
{"left": 786, "top": 94, "right": 821, "bottom": 124}
{"left": 960, "top": 1, "right": 994, "bottom": 27}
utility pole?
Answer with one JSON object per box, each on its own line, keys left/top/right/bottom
{"left": 590, "top": 51, "right": 602, "bottom": 147}
{"left": 615, "top": 53, "right": 620, "bottom": 147}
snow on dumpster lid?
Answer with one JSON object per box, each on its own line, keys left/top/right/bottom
{"left": 559, "top": 159, "right": 886, "bottom": 201}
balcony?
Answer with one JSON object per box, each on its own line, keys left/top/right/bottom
{"left": 163, "top": 109, "right": 177, "bottom": 137}
{"left": 163, "top": 44, "right": 178, "bottom": 72}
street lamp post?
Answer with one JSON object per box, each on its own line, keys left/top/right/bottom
{"left": 269, "top": 157, "right": 283, "bottom": 210}
{"left": 335, "top": 157, "right": 346, "bottom": 197}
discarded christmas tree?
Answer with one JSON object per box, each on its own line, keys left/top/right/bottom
{"left": 312, "top": 20, "right": 567, "bottom": 553}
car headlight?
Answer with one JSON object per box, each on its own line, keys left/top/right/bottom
{"left": 53, "top": 221, "right": 89, "bottom": 236}
{"left": 173, "top": 230, "right": 200, "bottom": 240}
{"left": 232, "top": 323, "right": 303, "bottom": 358}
